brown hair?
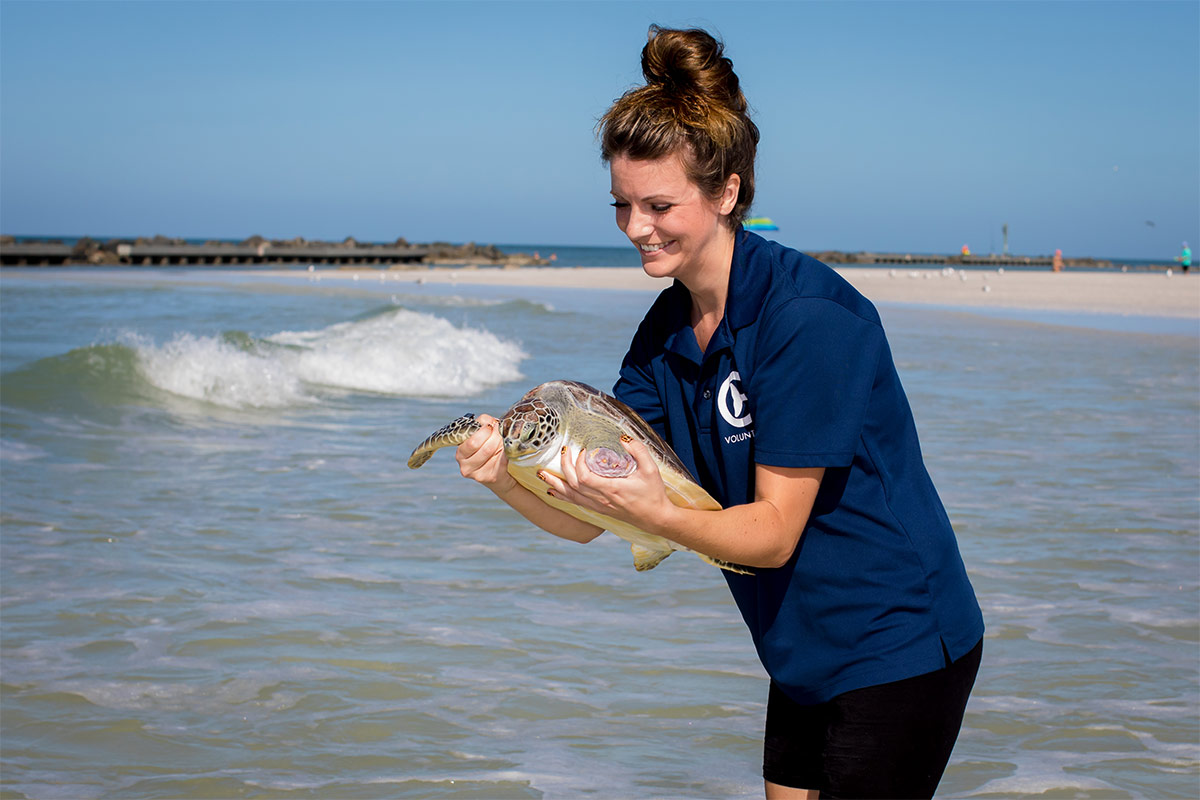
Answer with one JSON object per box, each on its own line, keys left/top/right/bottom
{"left": 599, "top": 25, "right": 759, "bottom": 229}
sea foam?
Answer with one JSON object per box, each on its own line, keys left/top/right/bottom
{"left": 131, "top": 308, "right": 526, "bottom": 409}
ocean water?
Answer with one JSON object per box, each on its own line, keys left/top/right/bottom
{"left": 1, "top": 268, "right": 1197, "bottom": 799}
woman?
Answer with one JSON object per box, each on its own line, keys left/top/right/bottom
{"left": 455, "top": 26, "right": 984, "bottom": 799}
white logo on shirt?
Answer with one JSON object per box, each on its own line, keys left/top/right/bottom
{"left": 717, "top": 371, "right": 753, "bottom": 429}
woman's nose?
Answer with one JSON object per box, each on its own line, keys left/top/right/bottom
{"left": 623, "top": 206, "right": 654, "bottom": 239}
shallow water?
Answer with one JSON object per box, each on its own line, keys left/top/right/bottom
{"left": 2, "top": 269, "right": 1197, "bottom": 798}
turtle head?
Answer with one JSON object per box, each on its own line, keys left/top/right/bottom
{"left": 499, "top": 399, "right": 561, "bottom": 461}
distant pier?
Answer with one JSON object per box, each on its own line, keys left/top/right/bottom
{"left": 0, "top": 240, "right": 429, "bottom": 267}
{"left": 0, "top": 236, "right": 550, "bottom": 268}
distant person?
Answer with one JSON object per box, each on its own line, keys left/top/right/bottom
{"left": 452, "top": 25, "right": 983, "bottom": 799}
{"left": 1053, "top": 248, "right": 1064, "bottom": 272}
{"left": 1179, "top": 242, "right": 1191, "bottom": 274}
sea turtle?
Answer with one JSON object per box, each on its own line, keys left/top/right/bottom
{"left": 408, "top": 380, "right": 749, "bottom": 574}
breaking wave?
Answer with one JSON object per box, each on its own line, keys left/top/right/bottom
{"left": 3, "top": 307, "right": 527, "bottom": 411}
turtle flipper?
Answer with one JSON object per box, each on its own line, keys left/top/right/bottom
{"left": 630, "top": 542, "right": 752, "bottom": 575}
{"left": 408, "top": 414, "right": 483, "bottom": 468}
{"left": 631, "top": 543, "right": 672, "bottom": 571}
{"left": 698, "top": 554, "right": 754, "bottom": 576}
{"left": 584, "top": 445, "right": 637, "bottom": 478}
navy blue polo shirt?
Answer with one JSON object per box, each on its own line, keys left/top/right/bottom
{"left": 614, "top": 231, "right": 984, "bottom": 705}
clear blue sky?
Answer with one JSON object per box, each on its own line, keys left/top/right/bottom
{"left": 2, "top": 0, "right": 1196, "bottom": 259}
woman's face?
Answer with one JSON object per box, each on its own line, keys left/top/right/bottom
{"left": 609, "top": 153, "right": 738, "bottom": 283}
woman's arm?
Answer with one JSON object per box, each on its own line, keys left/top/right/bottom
{"left": 455, "top": 414, "right": 604, "bottom": 544}
{"left": 545, "top": 438, "right": 822, "bottom": 568}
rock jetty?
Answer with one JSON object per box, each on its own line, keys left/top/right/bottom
{"left": 805, "top": 249, "right": 1116, "bottom": 269}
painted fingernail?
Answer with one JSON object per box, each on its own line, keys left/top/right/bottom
{"left": 546, "top": 489, "right": 555, "bottom": 497}
{"left": 560, "top": 446, "right": 567, "bottom": 455}
{"left": 537, "top": 471, "right": 547, "bottom": 482}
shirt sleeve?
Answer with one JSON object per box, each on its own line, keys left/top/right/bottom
{"left": 612, "top": 318, "right": 667, "bottom": 439}
{"left": 748, "top": 297, "right": 884, "bottom": 468}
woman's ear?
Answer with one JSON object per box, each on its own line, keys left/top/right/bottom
{"left": 719, "top": 173, "right": 741, "bottom": 216}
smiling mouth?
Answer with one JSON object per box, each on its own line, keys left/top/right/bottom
{"left": 638, "top": 242, "right": 672, "bottom": 253}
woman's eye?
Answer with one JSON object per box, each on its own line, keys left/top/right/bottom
{"left": 610, "top": 201, "right": 629, "bottom": 209}
{"left": 651, "top": 204, "right": 672, "bottom": 213}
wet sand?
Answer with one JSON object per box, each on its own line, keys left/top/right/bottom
{"left": 289, "top": 265, "right": 1200, "bottom": 319}
{"left": 6, "top": 264, "right": 1195, "bottom": 319}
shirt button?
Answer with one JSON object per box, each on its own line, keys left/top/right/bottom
{"left": 702, "top": 389, "right": 712, "bottom": 399}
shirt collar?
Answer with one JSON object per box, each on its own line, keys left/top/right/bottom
{"left": 660, "top": 282, "right": 704, "bottom": 364}
{"left": 659, "top": 230, "right": 771, "bottom": 365}
{"left": 725, "top": 230, "right": 771, "bottom": 331}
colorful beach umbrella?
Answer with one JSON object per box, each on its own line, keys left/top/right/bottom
{"left": 743, "top": 217, "right": 779, "bottom": 231}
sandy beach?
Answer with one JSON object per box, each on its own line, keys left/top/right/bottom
{"left": 263, "top": 265, "right": 1200, "bottom": 320}
{"left": 5, "top": 264, "right": 1197, "bottom": 320}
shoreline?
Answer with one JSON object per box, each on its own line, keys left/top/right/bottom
{"left": 3, "top": 264, "right": 1198, "bottom": 321}
{"left": 306, "top": 264, "right": 1200, "bottom": 319}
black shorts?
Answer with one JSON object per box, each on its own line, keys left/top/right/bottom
{"left": 763, "top": 638, "right": 983, "bottom": 799}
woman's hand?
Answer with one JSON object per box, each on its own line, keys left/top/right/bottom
{"left": 540, "top": 437, "right": 675, "bottom": 528}
{"left": 452, "top": 414, "right": 605, "bottom": 544}
{"left": 542, "top": 439, "right": 824, "bottom": 568}
{"left": 455, "top": 414, "right": 517, "bottom": 494}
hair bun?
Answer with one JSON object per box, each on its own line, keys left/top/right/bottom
{"left": 600, "top": 25, "right": 759, "bottom": 230}
{"left": 640, "top": 25, "right": 745, "bottom": 114}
